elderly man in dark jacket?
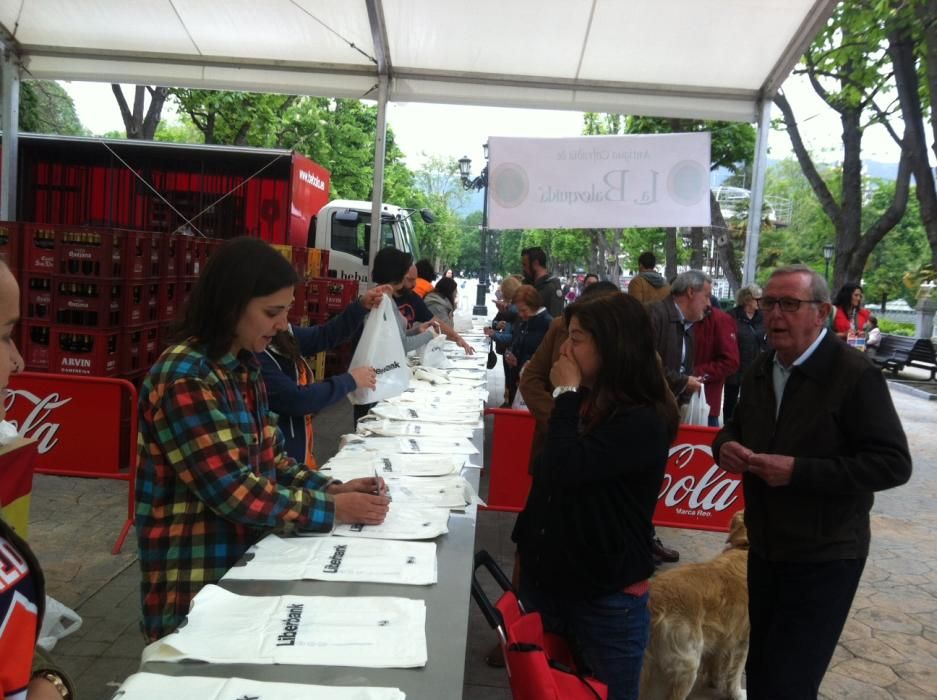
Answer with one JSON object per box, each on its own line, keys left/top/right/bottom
{"left": 714, "top": 264, "right": 911, "bottom": 700}
{"left": 646, "top": 270, "right": 712, "bottom": 403}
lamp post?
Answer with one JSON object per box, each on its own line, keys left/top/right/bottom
{"left": 459, "top": 143, "right": 490, "bottom": 316}
{"left": 823, "top": 243, "right": 835, "bottom": 284}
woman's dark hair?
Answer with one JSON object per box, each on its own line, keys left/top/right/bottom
{"left": 372, "top": 247, "right": 413, "bottom": 285}
{"left": 833, "top": 283, "right": 863, "bottom": 312}
{"left": 416, "top": 259, "right": 437, "bottom": 282}
{"left": 177, "top": 237, "right": 298, "bottom": 359}
{"left": 433, "top": 277, "right": 458, "bottom": 306}
{"left": 269, "top": 327, "right": 301, "bottom": 363}
{"left": 565, "top": 293, "right": 680, "bottom": 441}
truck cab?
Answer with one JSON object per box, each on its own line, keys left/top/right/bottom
{"left": 309, "top": 200, "right": 433, "bottom": 283}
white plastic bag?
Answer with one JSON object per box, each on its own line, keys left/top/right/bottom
{"left": 418, "top": 333, "right": 450, "bottom": 369}
{"left": 37, "top": 596, "right": 82, "bottom": 651}
{"left": 349, "top": 295, "right": 410, "bottom": 405}
{"left": 682, "top": 389, "right": 710, "bottom": 426}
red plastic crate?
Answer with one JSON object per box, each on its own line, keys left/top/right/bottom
{"left": 158, "top": 321, "right": 177, "bottom": 353}
{"left": 56, "top": 227, "right": 124, "bottom": 278}
{"left": 119, "top": 324, "right": 160, "bottom": 374}
{"left": 157, "top": 280, "right": 180, "bottom": 321}
{"left": 319, "top": 249, "right": 330, "bottom": 278}
{"left": 159, "top": 235, "right": 179, "bottom": 277}
{"left": 21, "top": 322, "right": 52, "bottom": 370}
{"left": 306, "top": 278, "right": 358, "bottom": 316}
{"left": 52, "top": 278, "right": 147, "bottom": 328}
{"left": 174, "top": 236, "right": 203, "bottom": 277}
{"left": 291, "top": 247, "right": 308, "bottom": 280}
{"left": 21, "top": 273, "right": 53, "bottom": 322}
{"left": 288, "top": 282, "right": 307, "bottom": 323}
{"left": 178, "top": 278, "right": 196, "bottom": 312}
{"left": 50, "top": 328, "right": 120, "bottom": 376}
{"left": 143, "top": 279, "right": 161, "bottom": 323}
{"left": 0, "top": 222, "right": 20, "bottom": 270}
{"left": 22, "top": 223, "right": 61, "bottom": 274}
{"left": 123, "top": 230, "right": 161, "bottom": 279}
{"left": 205, "top": 238, "right": 224, "bottom": 262}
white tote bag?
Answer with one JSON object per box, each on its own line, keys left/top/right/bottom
{"left": 349, "top": 294, "right": 410, "bottom": 405}
{"left": 682, "top": 389, "right": 710, "bottom": 425}
{"left": 418, "top": 333, "right": 450, "bottom": 368}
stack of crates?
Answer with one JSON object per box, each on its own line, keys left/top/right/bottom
{"left": 10, "top": 223, "right": 215, "bottom": 384}
{"left": 306, "top": 276, "right": 360, "bottom": 377}
{"left": 0, "top": 222, "right": 20, "bottom": 352}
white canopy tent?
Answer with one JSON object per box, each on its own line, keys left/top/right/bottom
{"left": 0, "top": 0, "right": 838, "bottom": 282}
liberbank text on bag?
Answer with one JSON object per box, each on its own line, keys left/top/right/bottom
{"left": 349, "top": 294, "right": 410, "bottom": 404}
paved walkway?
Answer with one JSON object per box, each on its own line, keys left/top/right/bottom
{"left": 25, "top": 377, "right": 937, "bottom": 699}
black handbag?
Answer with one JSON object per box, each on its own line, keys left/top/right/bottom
{"left": 487, "top": 339, "right": 498, "bottom": 369}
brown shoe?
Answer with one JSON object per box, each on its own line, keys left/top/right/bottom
{"left": 484, "top": 641, "right": 506, "bottom": 668}
{"left": 652, "top": 537, "right": 680, "bottom": 563}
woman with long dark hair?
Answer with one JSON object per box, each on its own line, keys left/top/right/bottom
{"left": 832, "top": 282, "right": 872, "bottom": 342}
{"left": 424, "top": 276, "right": 459, "bottom": 326}
{"left": 136, "top": 237, "right": 389, "bottom": 641}
{"left": 512, "top": 292, "right": 679, "bottom": 700}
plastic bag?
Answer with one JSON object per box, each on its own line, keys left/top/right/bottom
{"left": 349, "top": 295, "right": 410, "bottom": 405}
{"left": 682, "top": 389, "right": 710, "bottom": 426}
{"left": 37, "top": 595, "right": 82, "bottom": 651}
{"left": 418, "top": 333, "right": 450, "bottom": 369}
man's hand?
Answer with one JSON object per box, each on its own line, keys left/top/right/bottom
{"left": 685, "top": 376, "right": 703, "bottom": 394}
{"left": 504, "top": 351, "right": 518, "bottom": 368}
{"left": 747, "top": 453, "right": 795, "bottom": 487}
{"left": 418, "top": 319, "right": 440, "bottom": 334}
{"left": 333, "top": 492, "right": 390, "bottom": 525}
{"left": 361, "top": 285, "right": 393, "bottom": 309}
{"left": 717, "top": 440, "right": 754, "bottom": 474}
{"left": 349, "top": 366, "right": 377, "bottom": 389}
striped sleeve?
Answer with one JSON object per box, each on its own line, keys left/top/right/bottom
{"left": 155, "top": 376, "right": 334, "bottom": 531}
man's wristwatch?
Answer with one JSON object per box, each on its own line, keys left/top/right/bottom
{"left": 33, "top": 670, "right": 70, "bottom": 698}
{"left": 552, "top": 385, "right": 579, "bottom": 399}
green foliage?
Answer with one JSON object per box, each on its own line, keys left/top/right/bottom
{"left": 19, "top": 80, "right": 87, "bottom": 135}
{"left": 877, "top": 318, "right": 915, "bottom": 337}
{"left": 153, "top": 118, "right": 204, "bottom": 144}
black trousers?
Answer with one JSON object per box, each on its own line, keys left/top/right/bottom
{"left": 723, "top": 382, "right": 740, "bottom": 423}
{"left": 746, "top": 551, "right": 865, "bottom": 700}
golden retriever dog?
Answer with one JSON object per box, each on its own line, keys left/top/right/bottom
{"left": 640, "top": 511, "right": 749, "bottom": 700}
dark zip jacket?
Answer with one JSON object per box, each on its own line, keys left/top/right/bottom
{"left": 257, "top": 302, "right": 366, "bottom": 463}
{"left": 713, "top": 331, "right": 911, "bottom": 562}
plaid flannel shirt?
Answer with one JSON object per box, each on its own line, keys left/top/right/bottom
{"left": 135, "top": 340, "right": 334, "bottom": 640}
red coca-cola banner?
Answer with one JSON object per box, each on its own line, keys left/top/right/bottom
{"left": 653, "top": 425, "right": 744, "bottom": 532}
{"left": 3, "top": 372, "right": 137, "bottom": 479}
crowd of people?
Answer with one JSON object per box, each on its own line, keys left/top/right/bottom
{"left": 0, "top": 238, "right": 913, "bottom": 700}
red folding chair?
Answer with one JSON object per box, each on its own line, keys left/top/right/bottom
{"left": 482, "top": 408, "right": 536, "bottom": 512}
{"left": 471, "top": 550, "right": 608, "bottom": 700}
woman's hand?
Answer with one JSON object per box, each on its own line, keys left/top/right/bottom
{"left": 418, "top": 319, "right": 440, "bottom": 334}
{"left": 504, "top": 351, "right": 518, "bottom": 368}
{"left": 333, "top": 492, "right": 390, "bottom": 525}
{"left": 459, "top": 338, "right": 476, "bottom": 355}
{"left": 483, "top": 327, "right": 495, "bottom": 337}
{"left": 349, "top": 366, "right": 377, "bottom": 389}
{"left": 361, "top": 285, "right": 393, "bottom": 310}
{"left": 549, "top": 345, "right": 581, "bottom": 388}
{"left": 328, "top": 476, "right": 385, "bottom": 495}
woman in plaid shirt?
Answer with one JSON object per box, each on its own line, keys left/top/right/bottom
{"left": 136, "top": 237, "right": 390, "bottom": 641}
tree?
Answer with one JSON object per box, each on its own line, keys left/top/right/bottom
{"left": 19, "top": 80, "right": 87, "bottom": 135}
{"left": 884, "top": 0, "right": 937, "bottom": 270}
{"left": 111, "top": 85, "right": 169, "bottom": 140}
{"left": 774, "top": 1, "right": 912, "bottom": 291}
{"left": 169, "top": 88, "right": 298, "bottom": 146}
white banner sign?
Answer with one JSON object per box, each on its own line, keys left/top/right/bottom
{"left": 486, "top": 133, "right": 712, "bottom": 229}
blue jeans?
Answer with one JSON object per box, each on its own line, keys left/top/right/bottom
{"left": 520, "top": 582, "right": 650, "bottom": 700}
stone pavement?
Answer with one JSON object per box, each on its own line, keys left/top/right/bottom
{"left": 24, "top": 374, "right": 937, "bottom": 699}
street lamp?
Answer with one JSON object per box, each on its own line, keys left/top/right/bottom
{"left": 823, "top": 243, "right": 835, "bottom": 283}
{"left": 458, "top": 143, "right": 490, "bottom": 316}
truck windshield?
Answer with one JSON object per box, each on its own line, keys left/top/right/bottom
{"left": 330, "top": 212, "right": 396, "bottom": 258}
{"left": 399, "top": 215, "right": 421, "bottom": 259}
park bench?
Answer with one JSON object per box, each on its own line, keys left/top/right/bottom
{"left": 870, "top": 334, "right": 937, "bottom": 381}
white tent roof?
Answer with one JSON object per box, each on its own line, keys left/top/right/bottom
{"left": 1, "top": 0, "right": 836, "bottom": 122}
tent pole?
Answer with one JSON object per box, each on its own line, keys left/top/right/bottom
{"left": 368, "top": 75, "right": 389, "bottom": 276}
{"left": 0, "top": 45, "right": 20, "bottom": 221}
{"left": 743, "top": 99, "right": 771, "bottom": 285}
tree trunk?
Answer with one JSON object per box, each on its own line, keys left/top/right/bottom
{"left": 710, "top": 190, "right": 742, "bottom": 292}
{"left": 112, "top": 84, "right": 168, "bottom": 140}
{"left": 664, "top": 228, "right": 677, "bottom": 281}
{"left": 890, "top": 13, "right": 937, "bottom": 268}
{"left": 689, "top": 226, "right": 704, "bottom": 269}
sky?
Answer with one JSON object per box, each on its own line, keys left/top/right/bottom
{"left": 61, "top": 74, "right": 907, "bottom": 176}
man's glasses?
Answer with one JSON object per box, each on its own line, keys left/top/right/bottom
{"left": 758, "top": 296, "right": 823, "bottom": 312}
